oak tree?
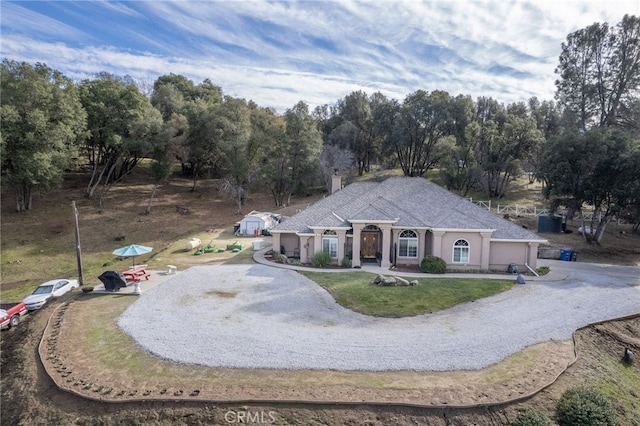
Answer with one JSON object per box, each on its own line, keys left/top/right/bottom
{"left": 1, "top": 60, "right": 87, "bottom": 211}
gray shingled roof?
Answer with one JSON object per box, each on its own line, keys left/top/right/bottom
{"left": 272, "top": 177, "right": 545, "bottom": 241}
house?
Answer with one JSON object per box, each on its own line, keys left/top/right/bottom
{"left": 235, "top": 211, "right": 280, "bottom": 236}
{"left": 270, "top": 176, "right": 547, "bottom": 271}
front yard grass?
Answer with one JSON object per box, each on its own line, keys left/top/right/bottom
{"left": 301, "top": 271, "right": 514, "bottom": 317}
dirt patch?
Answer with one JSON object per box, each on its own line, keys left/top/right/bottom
{"left": 204, "top": 290, "right": 238, "bottom": 298}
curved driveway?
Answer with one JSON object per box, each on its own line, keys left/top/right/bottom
{"left": 118, "top": 262, "right": 639, "bottom": 371}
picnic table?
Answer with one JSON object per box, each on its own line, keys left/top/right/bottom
{"left": 122, "top": 267, "right": 150, "bottom": 283}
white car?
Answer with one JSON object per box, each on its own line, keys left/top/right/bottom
{"left": 23, "top": 279, "right": 79, "bottom": 310}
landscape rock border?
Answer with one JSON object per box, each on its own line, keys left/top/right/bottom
{"left": 39, "top": 298, "right": 638, "bottom": 409}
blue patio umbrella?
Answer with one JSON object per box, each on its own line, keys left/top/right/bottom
{"left": 112, "top": 244, "right": 153, "bottom": 268}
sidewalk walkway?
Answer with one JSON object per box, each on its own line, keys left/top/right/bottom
{"left": 252, "top": 246, "right": 568, "bottom": 282}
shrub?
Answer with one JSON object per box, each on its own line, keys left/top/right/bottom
{"left": 311, "top": 251, "right": 332, "bottom": 268}
{"left": 557, "top": 387, "right": 617, "bottom": 426}
{"left": 420, "top": 255, "right": 447, "bottom": 274}
{"left": 511, "top": 408, "right": 555, "bottom": 426}
{"left": 537, "top": 266, "right": 550, "bottom": 276}
{"left": 341, "top": 256, "right": 352, "bottom": 268}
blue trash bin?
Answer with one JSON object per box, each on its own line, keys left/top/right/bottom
{"left": 560, "top": 249, "right": 572, "bottom": 261}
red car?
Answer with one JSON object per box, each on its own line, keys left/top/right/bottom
{"left": 1, "top": 302, "right": 28, "bottom": 329}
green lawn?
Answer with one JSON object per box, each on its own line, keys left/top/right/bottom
{"left": 301, "top": 271, "right": 514, "bottom": 317}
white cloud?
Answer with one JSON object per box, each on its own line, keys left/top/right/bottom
{"left": 1, "top": 0, "right": 638, "bottom": 112}
{"left": 0, "top": 2, "right": 89, "bottom": 40}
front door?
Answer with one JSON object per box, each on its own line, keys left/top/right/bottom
{"left": 361, "top": 232, "right": 379, "bottom": 258}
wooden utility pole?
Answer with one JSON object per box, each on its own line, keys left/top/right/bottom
{"left": 72, "top": 201, "right": 84, "bottom": 286}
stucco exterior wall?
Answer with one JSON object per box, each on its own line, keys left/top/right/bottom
{"left": 489, "top": 241, "right": 531, "bottom": 271}
{"left": 440, "top": 232, "right": 484, "bottom": 269}
{"left": 391, "top": 228, "right": 421, "bottom": 266}
{"left": 275, "top": 229, "right": 538, "bottom": 272}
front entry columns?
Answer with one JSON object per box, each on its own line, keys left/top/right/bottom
{"left": 480, "top": 231, "right": 492, "bottom": 270}
{"left": 380, "top": 225, "right": 392, "bottom": 268}
{"left": 299, "top": 236, "right": 311, "bottom": 264}
{"left": 336, "top": 229, "right": 346, "bottom": 264}
{"left": 431, "top": 230, "right": 445, "bottom": 259}
{"left": 313, "top": 231, "right": 322, "bottom": 254}
{"left": 480, "top": 231, "right": 493, "bottom": 271}
{"left": 416, "top": 229, "right": 426, "bottom": 260}
{"left": 351, "top": 224, "right": 364, "bottom": 268}
{"left": 272, "top": 232, "right": 281, "bottom": 255}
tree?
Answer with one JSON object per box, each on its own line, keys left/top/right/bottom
{"left": 538, "top": 128, "right": 640, "bottom": 244}
{"left": 555, "top": 14, "right": 640, "bottom": 131}
{"left": 473, "top": 98, "right": 544, "bottom": 198}
{"left": 153, "top": 74, "right": 222, "bottom": 103}
{"left": 257, "top": 112, "right": 288, "bottom": 207}
{"left": 216, "top": 97, "right": 254, "bottom": 214}
{"left": 79, "top": 73, "right": 163, "bottom": 206}
{"left": 383, "top": 90, "right": 452, "bottom": 177}
{"left": 144, "top": 102, "right": 186, "bottom": 215}
{"left": 339, "top": 91, "right": 384, "bottom": 175}
{"left": 144, "top": 145, "right": 172, "bottom": 215}
{"left": 151, "top": 83, "right": 185, "bottom": 121}
{"left": 151, "top": 75, "right": 223, "bottom": 186}
{"left": 547, "top": 15, "right": 640, "bottom": 242}
{"left": 525, "top": 97, "right": 562, "bottom": 183}
{"left": 314, "top": 91, "right": 386, "bottom": 177}
{"left": 1, "top": 60, "right": 86, "bottom": 211}
{"left": 438, "top": 95, "right": 482, "bottom": 195}
{"left": 263, "top": 101, "right": 322, "bottom": 207}
{"left": 482, "top": 113, "right": 544, "bottom": 198}
{"left": 624, "top": 155, "right": 640, "bottom": 232}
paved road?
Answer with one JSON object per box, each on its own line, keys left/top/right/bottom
{"left": 118, "top": 262, "right": 640, "bottom": 371}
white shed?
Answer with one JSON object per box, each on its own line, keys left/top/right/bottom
{"left": 236, "top": 211, "right": 279, "bottom": 236}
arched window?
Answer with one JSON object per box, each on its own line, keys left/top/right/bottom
{"left": 398, "top": 230, "right": 418, "bottom": 258}
{"left": 322, "top": 230, "right": 338, "bottom": 258}
{"left": 453, "top": 239, "right": 470, "bottom": 263}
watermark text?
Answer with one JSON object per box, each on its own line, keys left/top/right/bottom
{"left": 224, "top": 409, "right": 277, "bottom": 424}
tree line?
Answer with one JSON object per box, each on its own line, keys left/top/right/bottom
{"left": 1, "top": 15, "right": 638, "bottom": 242}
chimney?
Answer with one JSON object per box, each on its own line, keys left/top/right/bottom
{"left": 331, "top": 173, "right": 342, "bottom": 194}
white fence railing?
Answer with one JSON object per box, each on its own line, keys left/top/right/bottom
{"left": 468, "top": 198, "right": 491, "bottom": 211}
{"left": 469, "top": 199, "right": 629, "bottom": 224}
{"left": 496, "top": 205, "right": 551, "bottom": 217}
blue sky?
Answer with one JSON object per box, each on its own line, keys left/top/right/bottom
{"left": 2, "top": 1, "right": 638, "bottom": 112}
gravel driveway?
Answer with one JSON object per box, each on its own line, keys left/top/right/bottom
{"left": 118, "top": 263, "right": 640, "bottom": 371}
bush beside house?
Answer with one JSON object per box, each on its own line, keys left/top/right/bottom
{"left": 311, "top": 252, "right": 332, "bottom": 268}
{"left": 420, "top": 255, "right": 447, "bottom": 274}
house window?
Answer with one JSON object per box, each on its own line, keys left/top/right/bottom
{"left": 322, "top": 230, "right": 338, "bottom": 258}
{"left": 453, "top": 239, "right": 470, "bottom": 263}
{"left": 398, "top": 230, "right": 418, "bottom": 257}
